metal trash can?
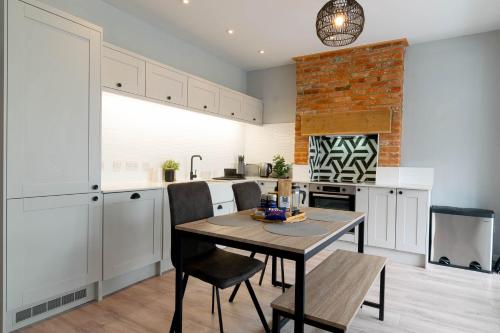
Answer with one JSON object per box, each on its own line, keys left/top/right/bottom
{"left": 429, "top": 206, "right": 495, "bottom": 272}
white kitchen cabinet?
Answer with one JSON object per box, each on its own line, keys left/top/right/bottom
{"left": 103, "top": 190, "right": 163, "bottom": 280}
{"left": 368, "top": 187, "right": 397, "bottom": 249}
{"left": 102, "top": 45, "right": 146, "bottom": 96}
{"left": 7, "top": 1, "right": 101, "bottom": 198}
{"left": 396, "top": 189, "right": 429, "bottom": 254}
{"left": 6, "top": 194, "right": 102, "bottom": 311}
{"left": 355, "top": 186, "right": 369, "bottom": 244}
{"left": 188, "top": 77, "right": 220, "bottom": 113}
{"left": 257, "top": 180, "right": 278, "bottom": 194}
{"left": 146, "top": 62, "right": 188, "bottom": 106}
{"left": 243, "top": 96, "right": 264, "bottom": 124}
{"left": 220, "top": 88, "right": 244, "bottom": 119}
{"left": 213, "top": 202, "right": 235, "bottom": 216}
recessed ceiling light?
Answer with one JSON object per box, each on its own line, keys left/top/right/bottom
{"left": 227, "top": 29, "right": 234, "bottom": 35}
{"left": 182, "top": 0, "right": 190, "bottom": 4}
{"left": 259, "top": 49, "right": 265, "bottom": 54}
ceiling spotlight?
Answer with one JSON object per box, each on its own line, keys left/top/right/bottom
{"left": 259, "top": 49, "right": 265, "bottom": 54}
{"left": 227, "top": 29, "right": 234, "bottom": 35}
{"left": 182, "top": 0, "right": 190, "bottom": 4}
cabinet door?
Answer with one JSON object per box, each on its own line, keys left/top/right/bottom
{"left": 367, "top": 187, "right": 396, "bottom": 249}
{"left": 213, "top": 202, "right": 235, "bottom": 216}
{"left": 102, "top": 46, "right": 145, "bottom": 95}
{"left": 396, "top": 189, "right": 429, "bottom": 254}
{"left": 243, "top": 97, "right": 263, "bottom": 124}
{"left": 103, "top": 190, "right": 162, "bottom": 280}
{"left": 7, "top": 1, "right": 101, "bottom": 198}
{"left": 355, "top": 186, "right": 369, "bottom": 245}
{"left": 220, "top": 89, "right": 244, "bottom": 119}
{"left": 146, "top": 62, "right": 188, "bottom": 106}
{"left": 188, "top": 77, "right": 220, "bottom": 113}
{"left": 7, "top": 194, "right": 102, "bottom": 311}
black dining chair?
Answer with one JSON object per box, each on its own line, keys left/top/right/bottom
{"left": 168, "top": 181, "right": 270, "bottom": 333}
{"left": 228, "top": 182, "right": 287, "bottom": 304}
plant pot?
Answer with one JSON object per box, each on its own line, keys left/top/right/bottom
{"left": 164, "top": 169, "right": 176, "bottom": 182}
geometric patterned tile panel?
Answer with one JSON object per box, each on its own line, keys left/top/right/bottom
{"left": 309, "top": 135, "right": 378, "bottom": 183}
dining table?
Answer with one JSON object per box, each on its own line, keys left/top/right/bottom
{"left": 171, "top": 207, "right": 366, "bottom": 333}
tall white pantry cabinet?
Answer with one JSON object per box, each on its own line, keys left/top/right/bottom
{"left": 2, "top": 0, "right": 103, "bottom": 331}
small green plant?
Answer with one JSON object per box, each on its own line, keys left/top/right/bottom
{"left": 272, "top": 155, "right": 290, "bottom": 178}
{"left": 162, "top": 160, "right": 180, "bottom": 171}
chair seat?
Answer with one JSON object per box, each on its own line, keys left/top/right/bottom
{"left": 185, "top": 248, "right": 264, "bottom": 289}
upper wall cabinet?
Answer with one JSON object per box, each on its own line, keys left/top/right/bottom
{"left": 188, "top": 77, "right": 220, "bottom": 113}
{"left": 7, "top": 0, "right": 102, "bottom": 198}
{"left": 220, "top": 88, "right": 244, "bottom": 119}
{"left": 146, "top": 62, "right": 188, "bottom": 106}
{"left": 102, "top": 43, "right": 263, "bottom": 125}
{"left": 243, "top": 96, "right": 264, "bottom": 124}
{"left": 102, "top": 45, "right": 146, "bottom": 96}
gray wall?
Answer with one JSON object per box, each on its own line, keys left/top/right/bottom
{"left": 401, "top": 30, "right": 500, "bottom": 254}
{"left": 38, "top": 0, "right": 247, "bottom": 92}
{"left": 247, "top": 64, "right": 296, "bottom": 123}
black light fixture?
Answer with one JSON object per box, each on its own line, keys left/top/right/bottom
{"left": 316, "top": 0, "right": 365, "bottom": 47}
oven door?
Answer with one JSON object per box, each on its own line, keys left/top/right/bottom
{"left": 309, "top": 192, "right": 357, "bottom": 243}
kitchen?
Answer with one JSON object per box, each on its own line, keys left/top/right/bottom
{"left": 1, "top": 0, "right": 500, "bottom": 333}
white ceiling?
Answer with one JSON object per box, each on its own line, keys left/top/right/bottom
{"left": 102, "top": 0, "right": 500, "bottom": 71}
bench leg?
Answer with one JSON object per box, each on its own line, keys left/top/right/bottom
{"left": 379, "top": 266, "right": 386, "bottom": 321}
{"left": 272, "top": 309, "right": 280, "bottom": 333}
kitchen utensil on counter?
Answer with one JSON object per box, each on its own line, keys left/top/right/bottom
{"left": 278, "top": 179, "right": 292, "bottom": 211}
{"left": 245, "top": 164, "right": 260, "bottom": 177}
{"left": 260, "top": 163, "right": 273, "bottom": 177}
{"left": 237, "top": 155, "right": 245, "bottom": 175}
{"left": 291, "top": 185, "right": 307, "bottom": 215}
{"left": 224, "top": 168, "right": 237, "bottom": 177}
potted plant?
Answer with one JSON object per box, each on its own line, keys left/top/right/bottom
{"left": 272, "top": 154, "right": 290, "bottom": 179}
{"left": 162, "top": 160, "right": 180, "bottom": 182}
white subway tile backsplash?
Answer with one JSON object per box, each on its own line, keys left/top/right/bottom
{"left": 102, "top": 93, "right": 295, "bottom": 184}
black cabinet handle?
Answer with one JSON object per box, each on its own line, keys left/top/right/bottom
{"left": 217, "top": 204, "right": 223, "bottom": 210}
{"left": 116, "top": 82, "right": 122, "bottom": 88}
{"left": 253, "top": 118, "right": 256, "bottom": 121}
{"left": 390, "top": 190, "right": 394, "bottom": 194}
{"left": 399, "top": 191, "right": 403, "bottom": 195}
{"left": 203, "top": 105, "right": 208, "bottom": 109}
{"left": 92, "top": 196, "right": 99, "bottom": 202}
{"left": 130, "top": 193, "right": 141, "bottom": 200}
{"left": 92, "top": 184, "right": 99, "bottom": 190}
{"left": 231, "top": 112, "right": 235, "bottom": 116}
{"left": 357, "top": 188, "right": 361, "bottom": 192}
{"left": 167, "top": 96, "right": 171, "bottom": 100}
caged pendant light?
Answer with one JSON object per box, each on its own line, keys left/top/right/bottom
{"left": 316, "top": 0, "right": 365, "bottom": 47}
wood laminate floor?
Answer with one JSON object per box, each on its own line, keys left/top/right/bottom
{"left": 19, "top": 250, "right": 500, "bottom": 333}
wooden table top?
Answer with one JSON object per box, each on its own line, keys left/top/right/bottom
{"left": 175, "top": 207, "right": 365, "bottom": 255}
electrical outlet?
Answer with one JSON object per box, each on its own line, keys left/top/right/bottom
{"left": 112, "top": 161, "right": 122, "bottom": 172}
{"left": 126, "top": 161, "right": 139, "bottom": 171}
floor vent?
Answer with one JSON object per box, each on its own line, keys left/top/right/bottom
{"left": 15, "top": 288, "right": 87, "bottom": 324}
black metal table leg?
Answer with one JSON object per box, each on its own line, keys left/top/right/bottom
{"left": 357, "top": 218, "right": 365, "bottom": 254}
{"left": 272, "top": 256, "right": 278, "bottom": 286}
{"left": 173, "top": 232, "right": 184, "bottom": 333}
{"left": 379, "top": 266, "right": 386, "bottom": 321}
{"left": 294, "top": 257, "right": 305, "bottom": 333}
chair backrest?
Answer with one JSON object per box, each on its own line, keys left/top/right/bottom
{"left": 168, "top": 181, "right": 215, "bottom": 267}
{"left": 232, "top": 181, "right": 262, "bottom": 211}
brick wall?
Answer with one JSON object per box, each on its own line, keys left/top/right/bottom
{"left": 294, "top": 39, "right": 407, "bottom": 167}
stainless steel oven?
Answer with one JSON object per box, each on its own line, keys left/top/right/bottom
{"left": 309, "top": 184, "right": 357, "bottom": 242}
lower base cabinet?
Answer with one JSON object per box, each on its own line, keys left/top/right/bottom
{"left": 103, "top": 190, "right": 162, "bottom": 280}
{"left": 6, "top": 194, "right": 103, "bottom": 311}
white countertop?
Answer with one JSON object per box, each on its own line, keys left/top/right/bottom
{"left": 101, "top": 177, "right": 433, "bottom": 193}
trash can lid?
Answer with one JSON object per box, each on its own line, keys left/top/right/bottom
{"left": 431, "top": 206, "right": 495, "bottom": 218}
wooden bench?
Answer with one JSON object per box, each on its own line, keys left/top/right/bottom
{"left": 271, "top": 250, "right": 387, "bottom": 333}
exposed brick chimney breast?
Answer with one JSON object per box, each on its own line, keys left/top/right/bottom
{"left": 294, "top": 39, "right": 407, "bottom": 167}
